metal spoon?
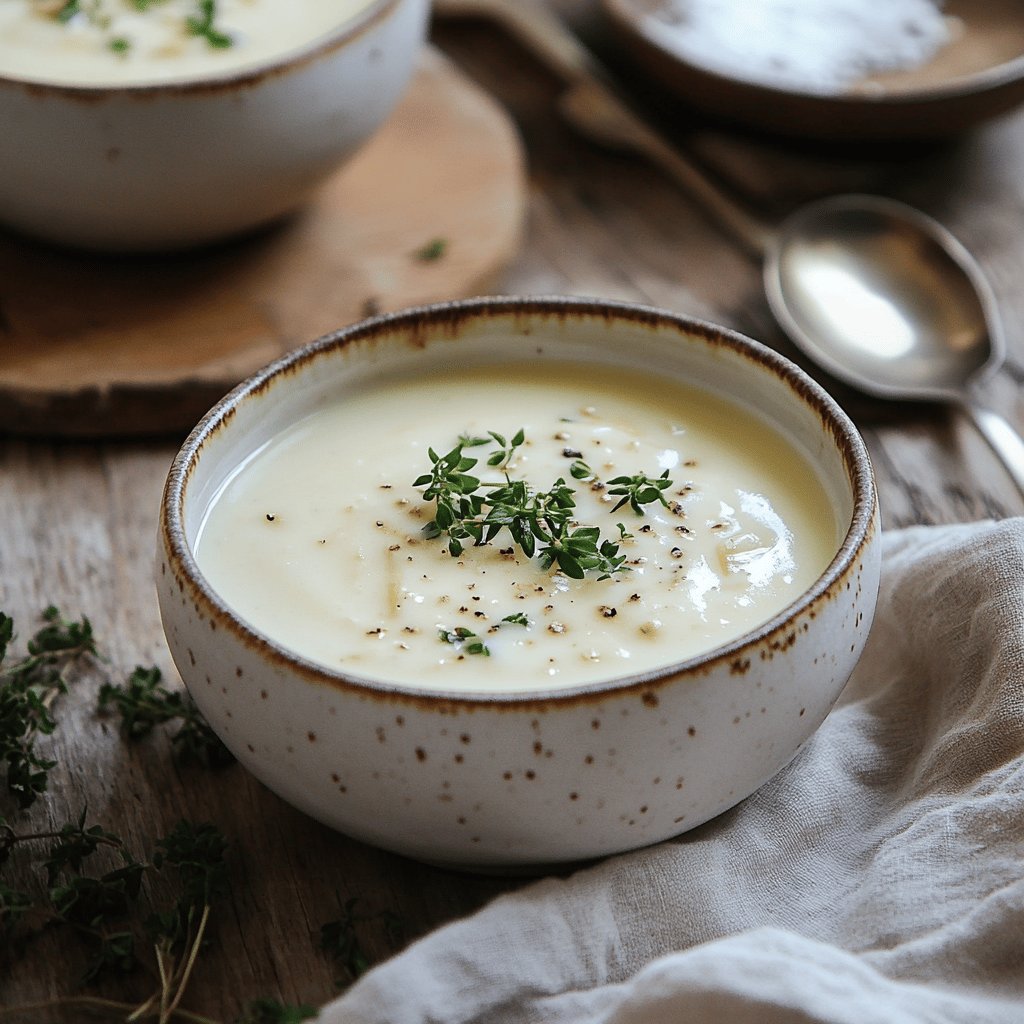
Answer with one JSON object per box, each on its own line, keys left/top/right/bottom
{"left": 764, "top": 194, "right": 1024, "bottom": 496}
{"left": 435, "top": 0, "right": 1024, "bottom": 496}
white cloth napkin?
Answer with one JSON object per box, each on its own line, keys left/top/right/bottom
{"left": 321, "top": 519, "right": 1024, "bottom": 1024}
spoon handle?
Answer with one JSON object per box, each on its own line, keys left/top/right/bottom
{"left": 961, "top": 400, "right": 1024, "bottom": 500}
{"left": 433, "top": 0, "right": 773, "bottom": 256}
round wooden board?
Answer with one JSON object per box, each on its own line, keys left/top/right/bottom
{"left": 0, "top": 47, "right": 527, "bottom": 438}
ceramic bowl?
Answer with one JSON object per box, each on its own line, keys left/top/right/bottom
{"left": 602, "top": 0, "right": 1024, "bottom": 140}
{"left": 157, "top": 297, "right": 880, "bottom": 870}
{"left": 0, "top": 0, "right": 428, "bottom": 251}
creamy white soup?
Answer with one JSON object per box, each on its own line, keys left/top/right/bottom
{"left": 195, "top": 362, "right": 841, "bottom": 692}
{"left": 0, "top": 0, "right": 375, "bottom": 86}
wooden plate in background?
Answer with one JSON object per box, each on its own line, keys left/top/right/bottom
{"left": 0, "top": 46, "right": 527, "bottom": 438}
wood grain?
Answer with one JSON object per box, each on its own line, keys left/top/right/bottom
{"left": 2, "top": 5, "right": 1023, "bottom": 1020}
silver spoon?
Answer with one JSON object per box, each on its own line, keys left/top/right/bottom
{"left": 764, "top": 194, "right": 1024, "bottom": 496}
{"left": 435, "top": 0, "right": 1024, "bottom": 497}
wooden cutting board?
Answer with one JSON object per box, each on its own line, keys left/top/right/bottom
{"left": 0, "top": 47, "right": 527, "bottom": 439}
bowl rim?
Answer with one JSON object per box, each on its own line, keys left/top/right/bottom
{"left": 160, "top": 295, "right": 878, "bottom": 709}
{"left": 601, "top": 0, "right": 1024, "bottom": 108}
{"left": 0, "top": 0, "right": 404, "bottom": 96}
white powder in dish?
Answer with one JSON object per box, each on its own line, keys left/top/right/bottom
{"left": 641, "top": 0, "right": 954, "bottom": 94}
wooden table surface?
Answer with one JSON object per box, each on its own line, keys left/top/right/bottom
{"left": 3, "top": 6, "right": 1023, "bottom": 1020}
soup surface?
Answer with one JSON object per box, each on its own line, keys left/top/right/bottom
{"left": 0, "top": 0, "right": 375, "bottom": 86}
{"left": 195, "top": 362, "right": 842, "bottom": 692}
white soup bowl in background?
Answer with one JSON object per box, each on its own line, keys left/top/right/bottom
{"left": 157, "top": 297, "right": 880, "bottom": 870}
{"left": 0, "top": 0, "right": 428, "bottom": 251}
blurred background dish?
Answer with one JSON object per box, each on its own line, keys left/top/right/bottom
{"left": 601, "top": 0, "right": 1024, "bottom": 140}
{"left": 0, "top": 48, "right": 528, "bottom": 438}
{"left": 0, "top": 0, "right": 428, "bottom": 250}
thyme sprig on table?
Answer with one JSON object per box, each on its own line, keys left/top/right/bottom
{"left": 1, "top": 813, "right": 319, "bottom": 1022}
{"left": 2, "top": 605, "right": 409, "bottom": 1020}
{"left": 98, "top": 665, "right": 234, "bottom": 769}
{"left": 1, "top": 811, "right": 229, "bottom": 1001}
{"left": 414, "top": 430, "right": 673, "bottom": 580}
{"left": 0, "top": 606, "right": 97, "bottom": 810}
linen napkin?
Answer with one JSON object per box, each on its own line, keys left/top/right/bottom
{"left": 321, "top": 519, "right": 1024, "bottom": 1024}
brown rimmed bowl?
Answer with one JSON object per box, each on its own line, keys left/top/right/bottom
{"left": 0, "top": 0, "right": 428, "bottom": 250}
{"left": 156, "top": 296, "right": 880, "bottom": 870}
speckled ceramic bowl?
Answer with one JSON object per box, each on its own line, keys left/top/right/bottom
{"left": 157, "top": 297, "right": 880, "bottom": 870}
{"left": 0, "top": 0, "right": 428, "bottom": 251}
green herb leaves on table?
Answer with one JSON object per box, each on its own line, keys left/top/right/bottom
{"left": 98, "top": 665, "right": 234, "bottom": 769}
{"left": 0, "top": 606, "right": 96, "bottom": 810}
{"left": 0, "top": 607, "right": 369, "bottom": 1022}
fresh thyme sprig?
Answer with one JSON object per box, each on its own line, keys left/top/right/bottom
{"left": 484, "top": 428, "right": 525, "bottom": 469}
{"left": 607, "top": 470, "right": 673, "bottom": 515}
{"left": 138, "top": 820, "right": 231, "bottom": 1021}
{"left": 2, "top": 805, "right": 318, "bottom": 1023}
{"left": 1, "top": 813, "right": 233, "bottom": 1011}
{"left": 0, "top": 606, "right": 97, "bottom": 810}
{"left": 414, "top": 431, "right": 667, "bottom": 580}
{"left": 0, "top": 605, "right": 326, "bottom": 1022}
{"left": 98, "top": 666, "right": 234, "bottom": 769}
{"left": 187, "top": 0, "right": 233, "bottom": 48}
{"left": 413, "top": 238, "right": 447, "bottom": 262}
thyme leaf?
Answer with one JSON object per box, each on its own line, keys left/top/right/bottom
{"left": 54, "top": 0, "right": 81, "bottom": 23}
{"left": 413, "top": 238, "right": 447, "bottom": 262}
{"left": 186, "top": 0, "right": 233, "bottom": 48}
{"left": 485, "top": 427, "right": 525, "bottom": 469}
{"left": 438, "top": 627, "right": 489, "bottom": 656}
{"left": 607, "top": 469, "right": 673, "bottom": 515}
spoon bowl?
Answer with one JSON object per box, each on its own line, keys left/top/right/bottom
{"left": 764, "top": 194, "right": 1024, "bottom": 496}
{"left": 765, "top": 194, "right": 1001, "bottom": 401}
